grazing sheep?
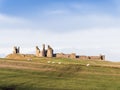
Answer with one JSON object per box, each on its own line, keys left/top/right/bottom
{"left": 52, "top": 62, "right": 55, "bottom": 64}
{"left": 27, "top": 58, "right": 32, "bottom": 61}
{"left": 47, "top": 61, "right": 51, "bottom": 63}
{"left": 58, "top": 62, "right": 61, "bottom": 64}
{"left": 86, "top": 64, "right": 90, "bottom": 66}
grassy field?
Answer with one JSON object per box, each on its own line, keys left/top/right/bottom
{"left": 0, "top": 58, "right": 120, "bottom": 90}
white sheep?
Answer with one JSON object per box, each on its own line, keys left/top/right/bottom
{"left": 86, "top": 64, "right": 90, "bottom": 66}
{"left": 47, "top": 61, "right": 51, "bottom": 63}
{"left": 52, "top": 62, "right": 55, "bottom": 64}
{"left": 27, "top": 58, "right": 32, "bottom": 61}
{"left": 58, "top": 62, "right": 61, "bottom": 64}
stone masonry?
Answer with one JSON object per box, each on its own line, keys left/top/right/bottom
{"left": 36, "top": 44, "right": 53, "bottom": 58}
{"left": 47, "top": 45, "right": 53, "bottom": 57}
{"left": 35, "top": 44, "right": 105, "bottom": 60}
{"left": 13, "top": 46, "right": 20, "bottom": 54}
{"left": 39, "top": 44, "right": 46, "bottom": 57}
{"left": 36, "top": 46, "right": 40, "bottom": 57}
{"left": 10, "top": 44, "right": 105, "bottom": 60}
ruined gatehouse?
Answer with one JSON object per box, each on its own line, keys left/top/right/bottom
{"left": 36, "top": 44, "right": 53, "bottom": 57}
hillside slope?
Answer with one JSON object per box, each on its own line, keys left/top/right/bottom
{"left": 0, "top": 58, "right": 120, "bottom": 90}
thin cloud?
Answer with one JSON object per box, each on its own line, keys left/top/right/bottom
{"left": 44, "top": 9, "right": 69, "bottom": 15}
{"left": 30, "top": 13, "right": 120, "bottom": 33}
{"left": 0, "top": 13, "right": 28, "bottom": 24}
{"left": 0, "top": 13, "right": 32, "bottom": 30}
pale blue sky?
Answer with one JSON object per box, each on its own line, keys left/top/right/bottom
{"left": 0, "top": 0, "right": 120, "bottom": 62}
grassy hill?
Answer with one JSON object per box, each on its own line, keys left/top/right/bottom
{"left": 0, "top": 57, "right": 120, "bottom": 90}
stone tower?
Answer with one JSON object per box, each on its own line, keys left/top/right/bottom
{"left": 47, "top": 45, "right": 53, "bottom": 57}
{"left": 40, "top": 44, "right": 46, "bottom": 57}
{"left": 100, "top": 55, "right": 105, "bottom": 60}
{"left": 17, "top": 47, "right": 20, "bottom": 53}
{"left": 36, "top": 46, "right": 40, "bottom": 57}
{"left": 13, "top": 46, "right": 20, "bottom": 54}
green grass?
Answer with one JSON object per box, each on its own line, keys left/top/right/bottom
{"left": 0, "top": 58, "right": 119, "bottom": 90}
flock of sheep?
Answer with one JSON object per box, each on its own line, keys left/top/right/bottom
{"left": 27, "top": 58, "right": 90, "bottom": 66}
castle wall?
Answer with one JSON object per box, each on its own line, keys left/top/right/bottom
{"left": 56, "top": 53, "right": 65, "bottom": 58}
{"left": 78, "top": 56, "right": 88, "bottom": 60}
{"left": 88, "top": 56, "right": 101, "bottom": 60}
{"left": 56, "top": 53, "right": 69, "bottom": 58}
{"left": 69, "top": 53, "right": 76, "bottom": 58}
{"left": 11, "top": 44, "right": 105, "bottom": 61}
{"left": 77, "top": 55, "right": 105, "bottom": 60}
{"left": 56, "top": 53, "right": 76, "bottom": 59}
{"left": 88, "top": 55, "right": 105, "bottom": 60}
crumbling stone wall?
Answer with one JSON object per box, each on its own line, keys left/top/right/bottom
{"left": 69, "top": 53, "right": 76, "bottom": 58}
{"left": 88, "top": 56, "right": 100, "bottom": 60}
{"left": 11, "top": 44, "right": 105, "bottom": 61}
{"left": 88, "top": 55, "right": 105, "bottom": 60}
{"left": 56, "top": 53, "right": 66, "bottom": 58}
{"left": 77, "top": 55, "right": 105, "bottom": 60}
{"left": 56, "top": 53, "right": 64, "bottom": 58}
{"left": 79, "top": 56, "right": 88, "bottom": 60}
{"left": 63, "top": 54, "right": 70, "bottom": 58}
{"left": 56, "top": 53, "right": 76, "bottom": 59}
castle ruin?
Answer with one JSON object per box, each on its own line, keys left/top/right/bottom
{"left": 7, "top": 44, "right": 105, "bottom": 60}
{"left": 56, "top": 53, "right": 76, "bottom": 59}
{"left": 77, "top": 55, "right": 105, "bottom": 60}
{"left": 36, "top": 44, "right": 53, "bottom": 58}
{"left": 35, "top": 44, "right": 105, "bottom": 60}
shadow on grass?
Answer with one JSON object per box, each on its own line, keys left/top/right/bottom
{"left": 0, "top": 86, "right": 16, "bottom": 90}
{"left": 0, "top": 85, "right": 70, "bottom": 90}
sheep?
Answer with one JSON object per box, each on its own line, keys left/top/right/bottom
{"left": 58, "top": 62, "right": 61, "bottom": 64}
{"left": 86, "top": 64, "right": 90, "bottom": 66}
{"left": 27, "top": 58, "right": 32, "bottom": 61}
{"left": 52, "top": 62, "right": 55, "bottom": 64}
{"left": 47, "top": 61, "right": 51, "bottom": 63}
